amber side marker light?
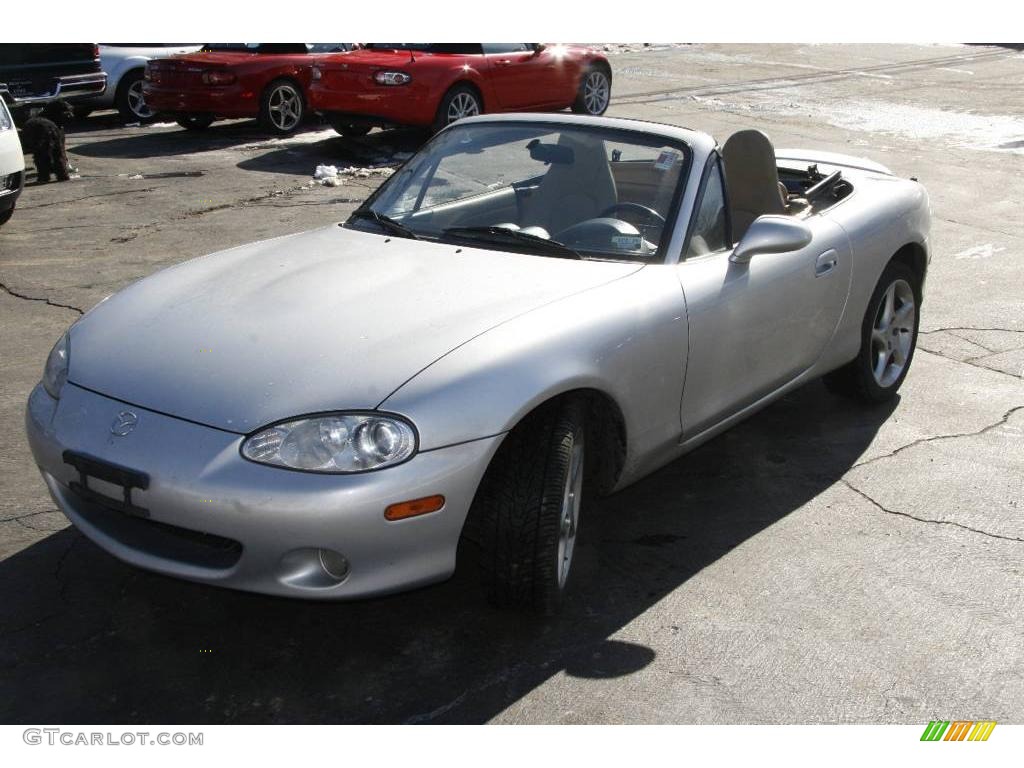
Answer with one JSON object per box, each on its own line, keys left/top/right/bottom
{"left": 385, "top": 495, "right": 445, "bottom": 521}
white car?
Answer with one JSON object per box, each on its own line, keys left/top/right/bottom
{"left": 0, "top": 98, "right": 24, "bottom": 226}
{"left": 78, "top": 44, "right": 200, "bottom": 122}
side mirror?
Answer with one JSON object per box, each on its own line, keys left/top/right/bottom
{"left": 533, "top": 43, "right": 547, "bottom": 54}
{"left": 730, "top": 215, "right": 812, "bottom": 264}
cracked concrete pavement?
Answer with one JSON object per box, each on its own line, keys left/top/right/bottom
{"left": 0, "top": 43, "right": 1021, "bottom": 724}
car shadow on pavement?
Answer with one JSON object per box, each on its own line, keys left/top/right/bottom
{"left": 235, "top": 128, "right": 429, "bottom": 176}
{"left": 68, "top": 119, "right": 336, "bottom": 159}
{"left": 0, "top": 382, "right": 896, "bottom": 724}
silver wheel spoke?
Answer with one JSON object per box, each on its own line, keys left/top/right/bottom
{"left": 583, "top": 72, "right": 609, "bottom": 114}
{"left": 270, "top": 88, "right": 300, "bottom": 129}
{"left": 893, "top": 301, "right": 914, "bottom": 330}
{"left": 870, "top": 278, "right": 915, "bottom": 388}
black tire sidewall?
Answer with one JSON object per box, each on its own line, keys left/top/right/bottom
{"left": 328, "top": 117, "right": 371, "bottom": 137}
{"left": 535, "top": 401, "right": 587, "bottom": 608}
{"left": 473, "top": 398, "right": 588, "bottom": 613}
{"left": 855, "top": 262, "right": 921, "bottom": 401}
{"left": 260, "top": 79, "right": 304, "bottom": 135}
{"left": 176, "top": 114, "right": 214, "bottom": 130}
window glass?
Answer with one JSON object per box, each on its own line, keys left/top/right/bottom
{"left": 482, "top": 44, "right": 531, "bottom": 54}
{"left": 686, "top": 158, "right": 728, "bottom": 258}
{"left": 354, "top": 122, "right": 690, "bottom": 262}
{"left": 366, "top": 44, "right": 484, "bottom": 55}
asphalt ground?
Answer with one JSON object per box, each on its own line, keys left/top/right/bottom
{"left": 0, "top": 43, "right": 1021, "bottom": 724}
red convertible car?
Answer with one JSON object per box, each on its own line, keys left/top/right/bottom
{"left": 143, "top": 43, "right": 353, "bottom": 134}
{"left": 307, "top": 43, "right": 612, "bottom": 136}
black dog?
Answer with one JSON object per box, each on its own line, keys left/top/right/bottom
{"left": 20, "top": 100, "right": 75, "bottom": 183}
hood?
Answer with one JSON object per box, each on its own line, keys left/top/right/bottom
{"left": 69, "top": 226, "right": 642, "bottom": 433}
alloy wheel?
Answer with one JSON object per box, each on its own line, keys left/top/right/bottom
{"left": 870, "top": 278, "right": 916, "bottom": 387}
{"left": 127, "top": 78, "right": 154, "bottom": 119}
{"left": 446, "top": 92, "right": 480, "bottom": 124}
{"left": 583, "top": 71, "right": 610, "bottom": 115}
{"left": 556, "top": 428, "right": 585, "bottom": 589}
{"left": 268, "top": 85, "right": 302, "bottom": 131}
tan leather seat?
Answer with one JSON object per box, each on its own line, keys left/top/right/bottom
{"left": 721, "top": 129, "right": 788, "bottom": 241}
{"left": 520, "top": 133, "right": 617, "bottom": 236}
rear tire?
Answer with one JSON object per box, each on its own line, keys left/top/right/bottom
{"left": 176, "top": 113, "right": 215, "bottom": 131}
{"left": 431, "top": 84, "right": 482, "bottom": 134}
{"left": 468, "top": 399, "right": 588, "bottom": 614}
{"left": 328, "top": 117, "right": 372, "bottom": 138}
{"left": 0, "top": 206, "right": 14, "bottom": 226}
{"left": 571, "top": 66, "right": 611, "bottom": 116}
{"left": 259, "top": 79, "right": 305, "bottom": 135}
{"left": 823, "top": 261, "right": 921, "bottom": 403}
{"left": 115, "top": 69, "right": 158, "bottom": 123}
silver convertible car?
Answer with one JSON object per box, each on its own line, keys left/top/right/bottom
{"left": 27, "top": 113, "right": 929, "bottom": 612}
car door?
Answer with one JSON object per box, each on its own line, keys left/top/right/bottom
{"left": 482, "top": 43, "right": 562, "bottom": 109}
{"left": 677, "top": 154, "right": 852, "bottom": 436}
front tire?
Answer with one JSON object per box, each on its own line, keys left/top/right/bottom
{"left": 469, "top": 399, "right": 587, "bottom": 614}
{"left": 259, "top": 79, "right": 305, "bottom": 135}
{"left": 824, "top": 261, "right": 921, "bottom": 403}
{"left": 572, "top": 66, "right": 611, "bottom": 116}
{"left": 0, "top": 206, "right": 14, "bottom": 226}
{"left": 176, "top": 113, "right": 215, "bottom": 131}
{"left": 116, "top": 69, "right": 158, "bottom": 123}
{"left": 431, "top": 84, "right": 482, "bottom": 134}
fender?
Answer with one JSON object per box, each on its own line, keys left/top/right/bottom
{"left": 380, "top": 265, "right": 690, "bottom": 488}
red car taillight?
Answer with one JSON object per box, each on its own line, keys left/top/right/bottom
{"left": 92, "top": 44, "right": 99, "bottom": 60}
{"left": 201, "top": 70, "right": 237, "bottom": 85}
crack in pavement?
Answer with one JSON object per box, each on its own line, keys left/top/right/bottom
{"left": 852, "top": 404, "right": 1024, "bottom": 471}
{"left": 841, "top": 478, "right": 1024, "bottom": 543}
{"left": 0, "top": 281, "right": 84, "bottom": 315}
{"left": 920, "top": 327, "right": 1024, "bottom": 336}
{"left": 17, "top": 187, "right": 158, "bottom": 210}
{"left": 917, "top": 347, "right": 1022, "bottom": 380}
{"left": 0, "top": 509, "right": 60, "bottom": 524}
{"left": 53, "top": 532, "right": 82, "bottom": 607}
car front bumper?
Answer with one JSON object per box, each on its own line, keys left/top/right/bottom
{"left": 26, "top": 382, "right": 502, "bottom": 599}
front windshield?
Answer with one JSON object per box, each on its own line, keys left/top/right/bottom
{"left": 349, "top": 122, "right": 689, "bottom": 261}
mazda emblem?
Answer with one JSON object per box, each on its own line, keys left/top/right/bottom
{"left": 110, "top": 411, "right": 139, "bottom": 436}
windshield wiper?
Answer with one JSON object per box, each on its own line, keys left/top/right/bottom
{"left": 347, "top": 209, "right": 420, "bottom": 240}
{"left": 441, "top": 226, "right": 582, "bottom": 259}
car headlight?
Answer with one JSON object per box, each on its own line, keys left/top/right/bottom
{"left": 241, "top": 412, "right": 417, "bottom": 473}
{"left": 42, "top": 332, "right": 69, "bottom": 399}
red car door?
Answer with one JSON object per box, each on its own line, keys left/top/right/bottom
{"left": 482, "top": 43, "right": 570, "bottom": 110}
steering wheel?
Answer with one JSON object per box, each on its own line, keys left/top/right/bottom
{"left": 599, "top": 202, "right": 666, "bottom": 225}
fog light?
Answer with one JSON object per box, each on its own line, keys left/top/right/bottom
{"left": 318, "top": 548, "right": 349, "bottom": 580}
{"left": 278, "top": 547, "right": 349, "bottom": 588}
